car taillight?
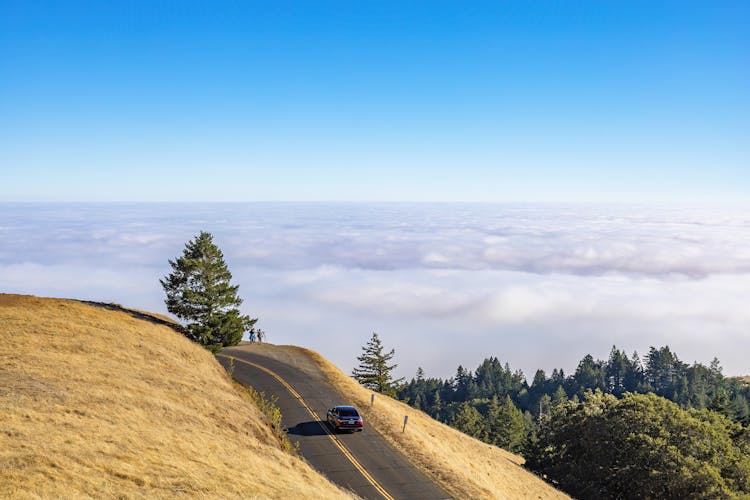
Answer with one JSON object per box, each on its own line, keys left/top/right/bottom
{"left": 356, "top": 420, "right": 363, "bottom": 427}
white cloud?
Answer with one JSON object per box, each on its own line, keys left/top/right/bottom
{"left": 2, "top": 202, "right": 749, "bottom": 379}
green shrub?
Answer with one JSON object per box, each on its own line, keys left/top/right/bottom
{"left": 244, "top": 385, "right": 296, "bottom": 454}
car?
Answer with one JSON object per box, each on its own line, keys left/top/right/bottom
{"left": 326, "top": 405, "right": 364, "bottom": 432}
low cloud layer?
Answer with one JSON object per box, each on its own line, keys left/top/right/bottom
{"left": 2, "top": 203, "right": 749, "bottom": 378}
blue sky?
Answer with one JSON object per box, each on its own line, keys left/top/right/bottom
{"left": 1, "top": 1, "right": 748, "bottom": 202}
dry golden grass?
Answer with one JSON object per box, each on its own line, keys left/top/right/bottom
{"left": 0, "top": 294, "right": 352, "bottom": 499}
{"left": 247, "top": 344, "right": 569, "bottom": 500}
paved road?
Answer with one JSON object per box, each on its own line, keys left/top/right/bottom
{"left": 217, "top": 345, "right": 451, "bottom": 500}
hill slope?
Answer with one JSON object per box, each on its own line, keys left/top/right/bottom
{"left": 245, "top": 344, "right": 569, "bottom": 499}
{"left": 0, "top": 294, "right": 351, "bottom": 498}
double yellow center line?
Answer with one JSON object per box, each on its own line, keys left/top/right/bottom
{"left": 218, "top": 354, "right": 394, "bottom": 500}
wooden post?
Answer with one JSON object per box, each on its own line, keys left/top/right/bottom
{"left": 371, "top": 393, "right": 375, "bottom": 406}
{"left": 402, "top": 415, "right": 408, "bottom": 433}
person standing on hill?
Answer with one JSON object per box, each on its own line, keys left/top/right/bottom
{"left": 257, "top": 329, "right": 264, "bottom": 343}
{"left": 248, "top": 329, "right": 256, "bottom": 343}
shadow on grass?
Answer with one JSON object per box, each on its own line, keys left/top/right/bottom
{"left": 286, "top": 421, "right": 330, "bottom": 437}
{"left": 79, "top": 300, "right": 187, "bottom": 335}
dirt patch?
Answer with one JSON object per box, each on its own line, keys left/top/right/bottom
{"left": 0, "top": 370, "right": 61, "bottom": 400}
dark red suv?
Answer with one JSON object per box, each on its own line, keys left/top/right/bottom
{"left": 326, "top": 405, "right": 364, "bottom": 432}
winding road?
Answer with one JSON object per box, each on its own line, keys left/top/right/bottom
{"left": 217, "top": 345, "right": 451, "bottom": 500}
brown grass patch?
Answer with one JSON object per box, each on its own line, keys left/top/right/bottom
{"left": 249, "top": 344, "right": 569, "bottom": 500}
{"left": 0, "top": 294, "right": 351, "bottom": 499}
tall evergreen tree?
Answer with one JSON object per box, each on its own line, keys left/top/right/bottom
{"left": 352, "top": 332, "right": 405, "bottom": 396}
{"left": 573, "top": 354, "right": 607, "bottom": 396}
{"left": 538, "top": 393, "right": 552, "bottom": 422}
{"left": 551, "top": 385, "right": 568, "bottom": 407}
{"left": 413, "top": 392, "right": 425, "bottom": 410}
{"left": 453, "top": 365, "right": 472, "bottom": 400}
{"left": 733, "top": 393, "right": 750, "bottom": 424}
{"left": 606, "top": 346, "right": 628, "bottom": 395}
{"left": 431, "top": 390, "right": 443, "bottom": 421}
{"left": 531, "top": 369, "right": 547, "bottom": 389}
{"left": 623, "top": 351, "right": 645, "bottom": 393}
{"left": 161, "top": 231, "right": 256, "bottom": 350}
{"left": 451, "top": 402, "right": 485, "bottom": 440}
{"left": 645, "top": 345, "right": 686, "bottom": 396}
{"left": 488, "top": 395, "right": 527, "bottom": 452}
{"left": 708, "top": 389, "right": 734, "bottom": 418}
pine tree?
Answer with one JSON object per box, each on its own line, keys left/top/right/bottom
{"left": 623, "top": 351, "right": 644, "bottom": 393}
{"left": 160, "top": 231, "right": 256, "bottom": 350}
{"left": 606, "top": 346, "right": 628, "bottom": 395}
{"left": 488, "top": 395, "right": 527, "bottom": 452}
{"left": 431, "top": 390, "right": 443, "bottom": 421}
{"left": 538, "top": 393, "right": 552, "bottom": 422}
{"left": 451, "top": 402, "right": 485, "bottom": 440}
{"left": 733, "top": 393, "right": 750, "bottom": 423}
{"left": 531, "top": 369, "right": 547, "bottom": 389}
{"left": 551, "top": 385, "right": 568, "bottom": 407}
{"left": 573, "top": 354, "right": 607, "bottom": 395}
{"left": 486, "top": 395, "right": 502, "bottom": 441}
{"left": 352, "top": 332, "right": 405, "bottom": 396}
{"left": 413, "top": 392, "right": 424, "bottom": 410}
{"left": 708, "top": 389, "right": 733, "bottom": 418}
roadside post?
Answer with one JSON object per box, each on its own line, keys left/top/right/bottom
{"left": 371, "top": 393, "right": 375, "bottom": 406}
{"left": 402, "top": 415, "right": 408, "bottom": 433}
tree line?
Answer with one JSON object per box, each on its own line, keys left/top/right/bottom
{"left": 396, "top": 345, "right": 750, "bottom": 497}
{"left": 399, "top": 345, "right": 750, "bottom": 430}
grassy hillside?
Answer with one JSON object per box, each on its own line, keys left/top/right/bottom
{"left": 246, "top": 345, "right": 569, "bottom": 500}
{"left": 0, "top": 294, "right": 351, "bottom": 499}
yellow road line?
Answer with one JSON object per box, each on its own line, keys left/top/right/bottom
{"left": 218, "top": 354, "right": 395, "bottom": 500}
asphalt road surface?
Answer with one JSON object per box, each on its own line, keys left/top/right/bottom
{"left": 217, "top": 345, "right": 451, "bottom": 500}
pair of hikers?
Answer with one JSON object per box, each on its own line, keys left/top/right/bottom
{"left": 248, "top": 328, "right": 265, "bottom": 343}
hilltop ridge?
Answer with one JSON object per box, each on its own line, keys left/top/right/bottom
{"left": 0, "top": 294, "right": 350, "bottom": 498}
{"left": 1, "top": 294, "right": 566, "bottom": 499}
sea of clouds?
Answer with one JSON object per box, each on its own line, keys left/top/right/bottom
{"left": 2, "top": 202, "right": 749, "bottom": 379}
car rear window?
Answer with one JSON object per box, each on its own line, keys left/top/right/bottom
{"left": 338, "top": 408, "right": 359, "bottom": 417}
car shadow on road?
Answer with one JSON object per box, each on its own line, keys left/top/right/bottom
{"left": 286, "top": 421, "right": 330, "bottom": 436}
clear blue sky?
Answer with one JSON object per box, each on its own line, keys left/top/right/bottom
{"left": 1, "top": 1, "right": 748, "bottom": 202}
